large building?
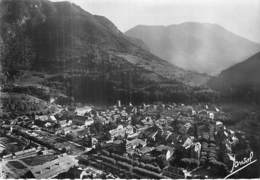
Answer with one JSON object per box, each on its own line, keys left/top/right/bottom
{"left": 0, "top": 153, "right": 78, "bottom": 178}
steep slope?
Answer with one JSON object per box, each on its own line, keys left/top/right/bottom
{"left": 125, "top": 23, "right": 260, "bottom": 75}
{"left": 0, "top": 0, "right": 209, "bottom": 84}
{"left": 0, "top": 0, "right": 215, "bottom": 107}
{"left": 209, "top": 51, "right": 260, "bottom": 102}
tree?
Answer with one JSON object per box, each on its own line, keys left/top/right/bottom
{"left": 1, "top": 16, "right": 36, "bottom": 80}
{"left": 180, "top": 158, "right": 199, "bottom": 168}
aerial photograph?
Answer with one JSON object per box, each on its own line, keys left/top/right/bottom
{"left": 0, "top": 0, "right": 260, "bottom": 179}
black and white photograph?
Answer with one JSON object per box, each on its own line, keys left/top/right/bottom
{"left": 0, "top": 0, "right": 260, "bottom": 179}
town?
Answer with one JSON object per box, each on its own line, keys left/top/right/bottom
{"left": 0, "top": 99, "right": 253, "bottom": 178}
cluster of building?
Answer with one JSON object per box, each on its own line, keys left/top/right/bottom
{"left": 0, "top": 147, "right": 78, "bottom": 178}
{"left": 0, "top": 101, "right": 254, "bottom": 178}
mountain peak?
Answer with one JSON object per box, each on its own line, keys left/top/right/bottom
{"left": 1, "top": 0, "right": 213, "bottom": 105}
{"left": 125, "top": 22, "right": 260, "bottom": 75}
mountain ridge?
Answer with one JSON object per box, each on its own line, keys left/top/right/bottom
{"left": 0, "top": 0, "right": 215, "bottom": 106}
{"left": 125, "top": 22, "right": 260, "bottom": 75}
{"left": 209, "top": 51, "right": 260, "bottom": 103}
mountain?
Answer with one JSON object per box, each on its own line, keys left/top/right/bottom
{"left": 209, "top": 51, "right": 260, "bottom": 103}
{"left": 125, "top": 23, "right": 260, "bottom": 75}
{"left": 0, "top": 0, "right": 216, "bottom": 108}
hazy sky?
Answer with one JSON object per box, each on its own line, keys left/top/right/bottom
{"left": 52, "top": 0, "right": 260, "bottom": 43}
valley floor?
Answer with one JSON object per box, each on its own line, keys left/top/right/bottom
{"left": 1, "top": 100, "right": 259, "bottom": 179}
